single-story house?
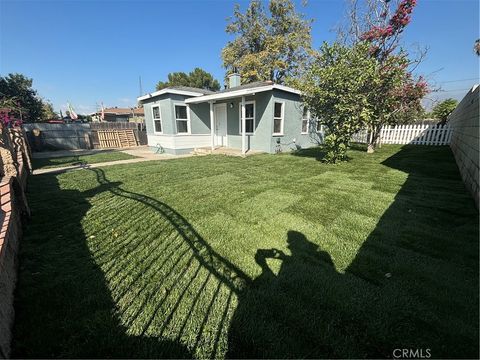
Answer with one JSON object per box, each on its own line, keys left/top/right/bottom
{"left": 137, "top": 74, "right": 322, "bottom": 155}
{"left": 91, "top": 107, "right": 145, "bottom": 123}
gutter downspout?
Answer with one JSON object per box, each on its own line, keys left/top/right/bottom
{"left": 241, "top": 96, "right": 246, "bottom": 156}
{"left": 209, "top": 101, "right": 214, "bottom": 151}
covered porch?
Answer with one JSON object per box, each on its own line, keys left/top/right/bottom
{"left": 192, "top": 95, "right": 254, "bottom": 156}
{"left": 185, "top": 81, "right": 280, "bottom": 155}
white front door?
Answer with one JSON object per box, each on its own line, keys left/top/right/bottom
{"left": 214, "top": 103, "right": 227, "bottom": 147}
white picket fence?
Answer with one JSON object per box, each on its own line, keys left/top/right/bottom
{"left": 352, "top": 124, "right": 453, "bottom": 146}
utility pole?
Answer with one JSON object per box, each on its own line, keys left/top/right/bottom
{"left": 139, "top": 76, "right": 143, "bottom": 97}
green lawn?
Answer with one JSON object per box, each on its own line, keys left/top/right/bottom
{"left": 13, "top": 145, "right": 478, "bottom": 359}
{"left": 32, "top": 151, "right": 138, "bottom": 169}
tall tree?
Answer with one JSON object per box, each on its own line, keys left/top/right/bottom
{"left": 339, "top": 0, "right": 428, "bottom": 152}
{"left": 296, "top": 42, "right": 378, "bottom": 163}
{"left": 156, "top": 68, "right": 220, "bottom": 91}
{"left": 0, "top": 73, "right": 44, "bottom": 122}
{"left": 222, "top": 0, "right": 312, "bottom": 84}
{"left": 431, "top": 98, "right": 458, "bottom": 124}
{"left": 41, "top": 101, "right": 58, "bottom": 120}
{"left": 187, "top": 68, "right": 221, "bottom": 91}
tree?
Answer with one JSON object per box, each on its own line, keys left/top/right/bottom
{"left": 339, "top": 0, "right": 428, "bottom": 152}
{"left": 296, "top": 42, "right": 378, "bottom": 163}
{"left": 431, "top": 98, "right": 458, "bottom": 124}
{"left": 222, "top": 0, "right": 312, "bottom": 84}
{"left": 188, "top": 68, "right": 221, "bottom": 91}
{"left": 0, "top": 73, "right": 44, "bottom": 122}
{"left": 475, "top": 39, "right": 480, "bottom": 56}
{"left": 156, "top": 68, "right": 220, "bottom": 91}
{"left": 41, "top": 101, "right": 58, "bottom": 120}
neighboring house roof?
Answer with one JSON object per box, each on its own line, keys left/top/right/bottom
{"left": 91, "top": 107, "right": 144, "bottom": 116}
{"left": 184, "top": 81, "right": 301, "bottom": 104}
{"left": 105, "top": 107, "right": 144, "bottom": 116}
{"left": 138, "top": 86, "right": 215, "bottom": 101}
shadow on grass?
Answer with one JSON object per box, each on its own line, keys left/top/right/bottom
{"left": 292, "top": 143, "right": 367, "bottom": 162}
{"left": 31, "top": 155, "right": 86, "bottom": 169}
{"left": 13, "top": 145, "right": 478, "bottom": 358}
{"left": 31, "top": 149, "right": 131, "bottom": 170}
{"left": 227, "top": 145, "right": 478, "bottom": 358}
{"left": 13, "top": 167, "right": 250, "bottom": 358}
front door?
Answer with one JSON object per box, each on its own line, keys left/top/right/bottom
{"left": 214, "top": 103, "right": 227, "bottom": 147}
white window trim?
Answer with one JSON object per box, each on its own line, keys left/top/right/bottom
{"left": 316, "top": 119, "right": 323, "bottom": 133}
{"left": 273, "top": 101, "right": 285, "bottom": 136}
{"left": 174, "top": 103, "right": 191, "bottom": 135}
{"left": 152, "top": 105, "right": 163, "bottom": 134}
{"left": 238, "top": 100, "right": 256, "bottom": 135}
{"left": 301, "top": 108, "right": 310, "bottom": 134}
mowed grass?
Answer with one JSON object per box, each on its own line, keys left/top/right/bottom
{"left": 13, "top": 145, "right": 478, "bottom": 358}
{"left": 32, "top": 151, "right": 137, "bottom": 169}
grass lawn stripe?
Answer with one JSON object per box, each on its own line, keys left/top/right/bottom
{"left": 13, "top": 144, "right": 478, "bottom": 359}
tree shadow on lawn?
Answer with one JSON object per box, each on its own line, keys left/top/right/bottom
{"left": 227, "top": 145, "right": 479, "bottom": 359}
{"left": 13, "top": 167, "right": 250, "bottom": 358}
{"left": 31, "top": 155, "right": 86, "bottom": 169}
{"left": 292, "top": 143, "right": 366, "bottom": 162}
{"left": 13, "top": 145, "right": 479, "bottom": 358}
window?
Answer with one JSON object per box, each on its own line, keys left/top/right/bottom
{"left": 175, "top": 104, "right": 189, "bottom": 134}
{"left": 152, "top": 105, "right": 162, "bottom": 134}
{"left": 301, "top": 107, "right": 309, "bottom": 134}
{"left": 239, "top": 101, "right": 255, "bottom": 134}
{"left": 273, "top": 102, "right": 284, "bottom": 135}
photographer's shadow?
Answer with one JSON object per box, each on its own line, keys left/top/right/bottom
{"left": 227, "top": 230, "right": 337, "bottom": 358}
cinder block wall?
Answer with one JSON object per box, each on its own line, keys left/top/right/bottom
{"left": 0, "top": 178, "right": 22, "bottom": 358}
{"left": 448, "top": 85, "right": 479, "bottom": 208}
{"left": 0, "top": 126, "right": 31, "bottom": 358}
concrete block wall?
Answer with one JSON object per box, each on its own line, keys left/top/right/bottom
{"left": 448, "top": 85, "right": 479, "bottom": 208}
{"left": 0, "top": 125, "right": 31, "bottom": 358}
{"left": 0, "top": 178, "right": 22, "bottom": 358}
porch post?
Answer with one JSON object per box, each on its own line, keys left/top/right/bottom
{"left": 209, "top": 101, "right": 214, "bottom": 151}
{"left": 241, "top": 96, "right": 246, "bottom": 155}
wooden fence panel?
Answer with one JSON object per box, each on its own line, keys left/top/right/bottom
{"left": 96, "top": 129, "right": 138, "bottom": 148}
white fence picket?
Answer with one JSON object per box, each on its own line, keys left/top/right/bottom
{"left": 353, "top": 123, "right": 452, "bottom": 146}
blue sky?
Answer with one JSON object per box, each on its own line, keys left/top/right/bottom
{"left": 0, "top": 0, "right": 478, "bottom": 114}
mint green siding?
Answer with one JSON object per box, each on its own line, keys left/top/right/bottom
{"left": 217, "top": 90, "right": 321, "bottom": 153}
{"left": 142, "top": 88, "right": 322, "bottom": 155}
{"left": 144, "top": 93, "right": 209, "bottom": 136}
{"left": 218, "top": 92, "right": 273, "bottom": 153}
{"left": 189, "top": 103, "right": 210, "bottom": 133}
{"left": 143, "top": 93, "right": 174, "bottom": 134}
{"left": 269, "top": 89, "right": 322, "bottom": 153}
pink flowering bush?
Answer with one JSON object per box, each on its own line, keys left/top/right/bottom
{"left": 0, "top": 109, "right": 23, "bottom": 128}
{"left": 355, "top": 0, "right": 429, "bottom": 152}
{"left": 360, "top": 0, "right": 418, "bottom": 60}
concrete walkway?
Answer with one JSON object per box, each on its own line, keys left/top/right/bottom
{"left": 32, "top": 146, "right": 159, "bottom": 159}
{"left": 33, "top": 146, "right": 192, "bottom": 175}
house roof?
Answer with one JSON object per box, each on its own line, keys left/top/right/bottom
{"left": 184, "top": 81, "right": 301, "bottom": 104}
{"left": 137, "top": 86, "right": 215, "bottom": 101}
{"left": 218, "top": 81, "right": 274, "bottom": 93}
{"left": 93, "top": 107, "right": 144, "bottom": 116}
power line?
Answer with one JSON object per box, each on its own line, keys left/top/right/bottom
{"left": 437, "top": 88, "right": 472, "bottom": 93}
{"left": 436, "top": 78, "right": 478, "bottom": 84}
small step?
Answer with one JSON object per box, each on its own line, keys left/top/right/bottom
{"left": 192, "top": 147, "right": 212, "bottom": 155}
